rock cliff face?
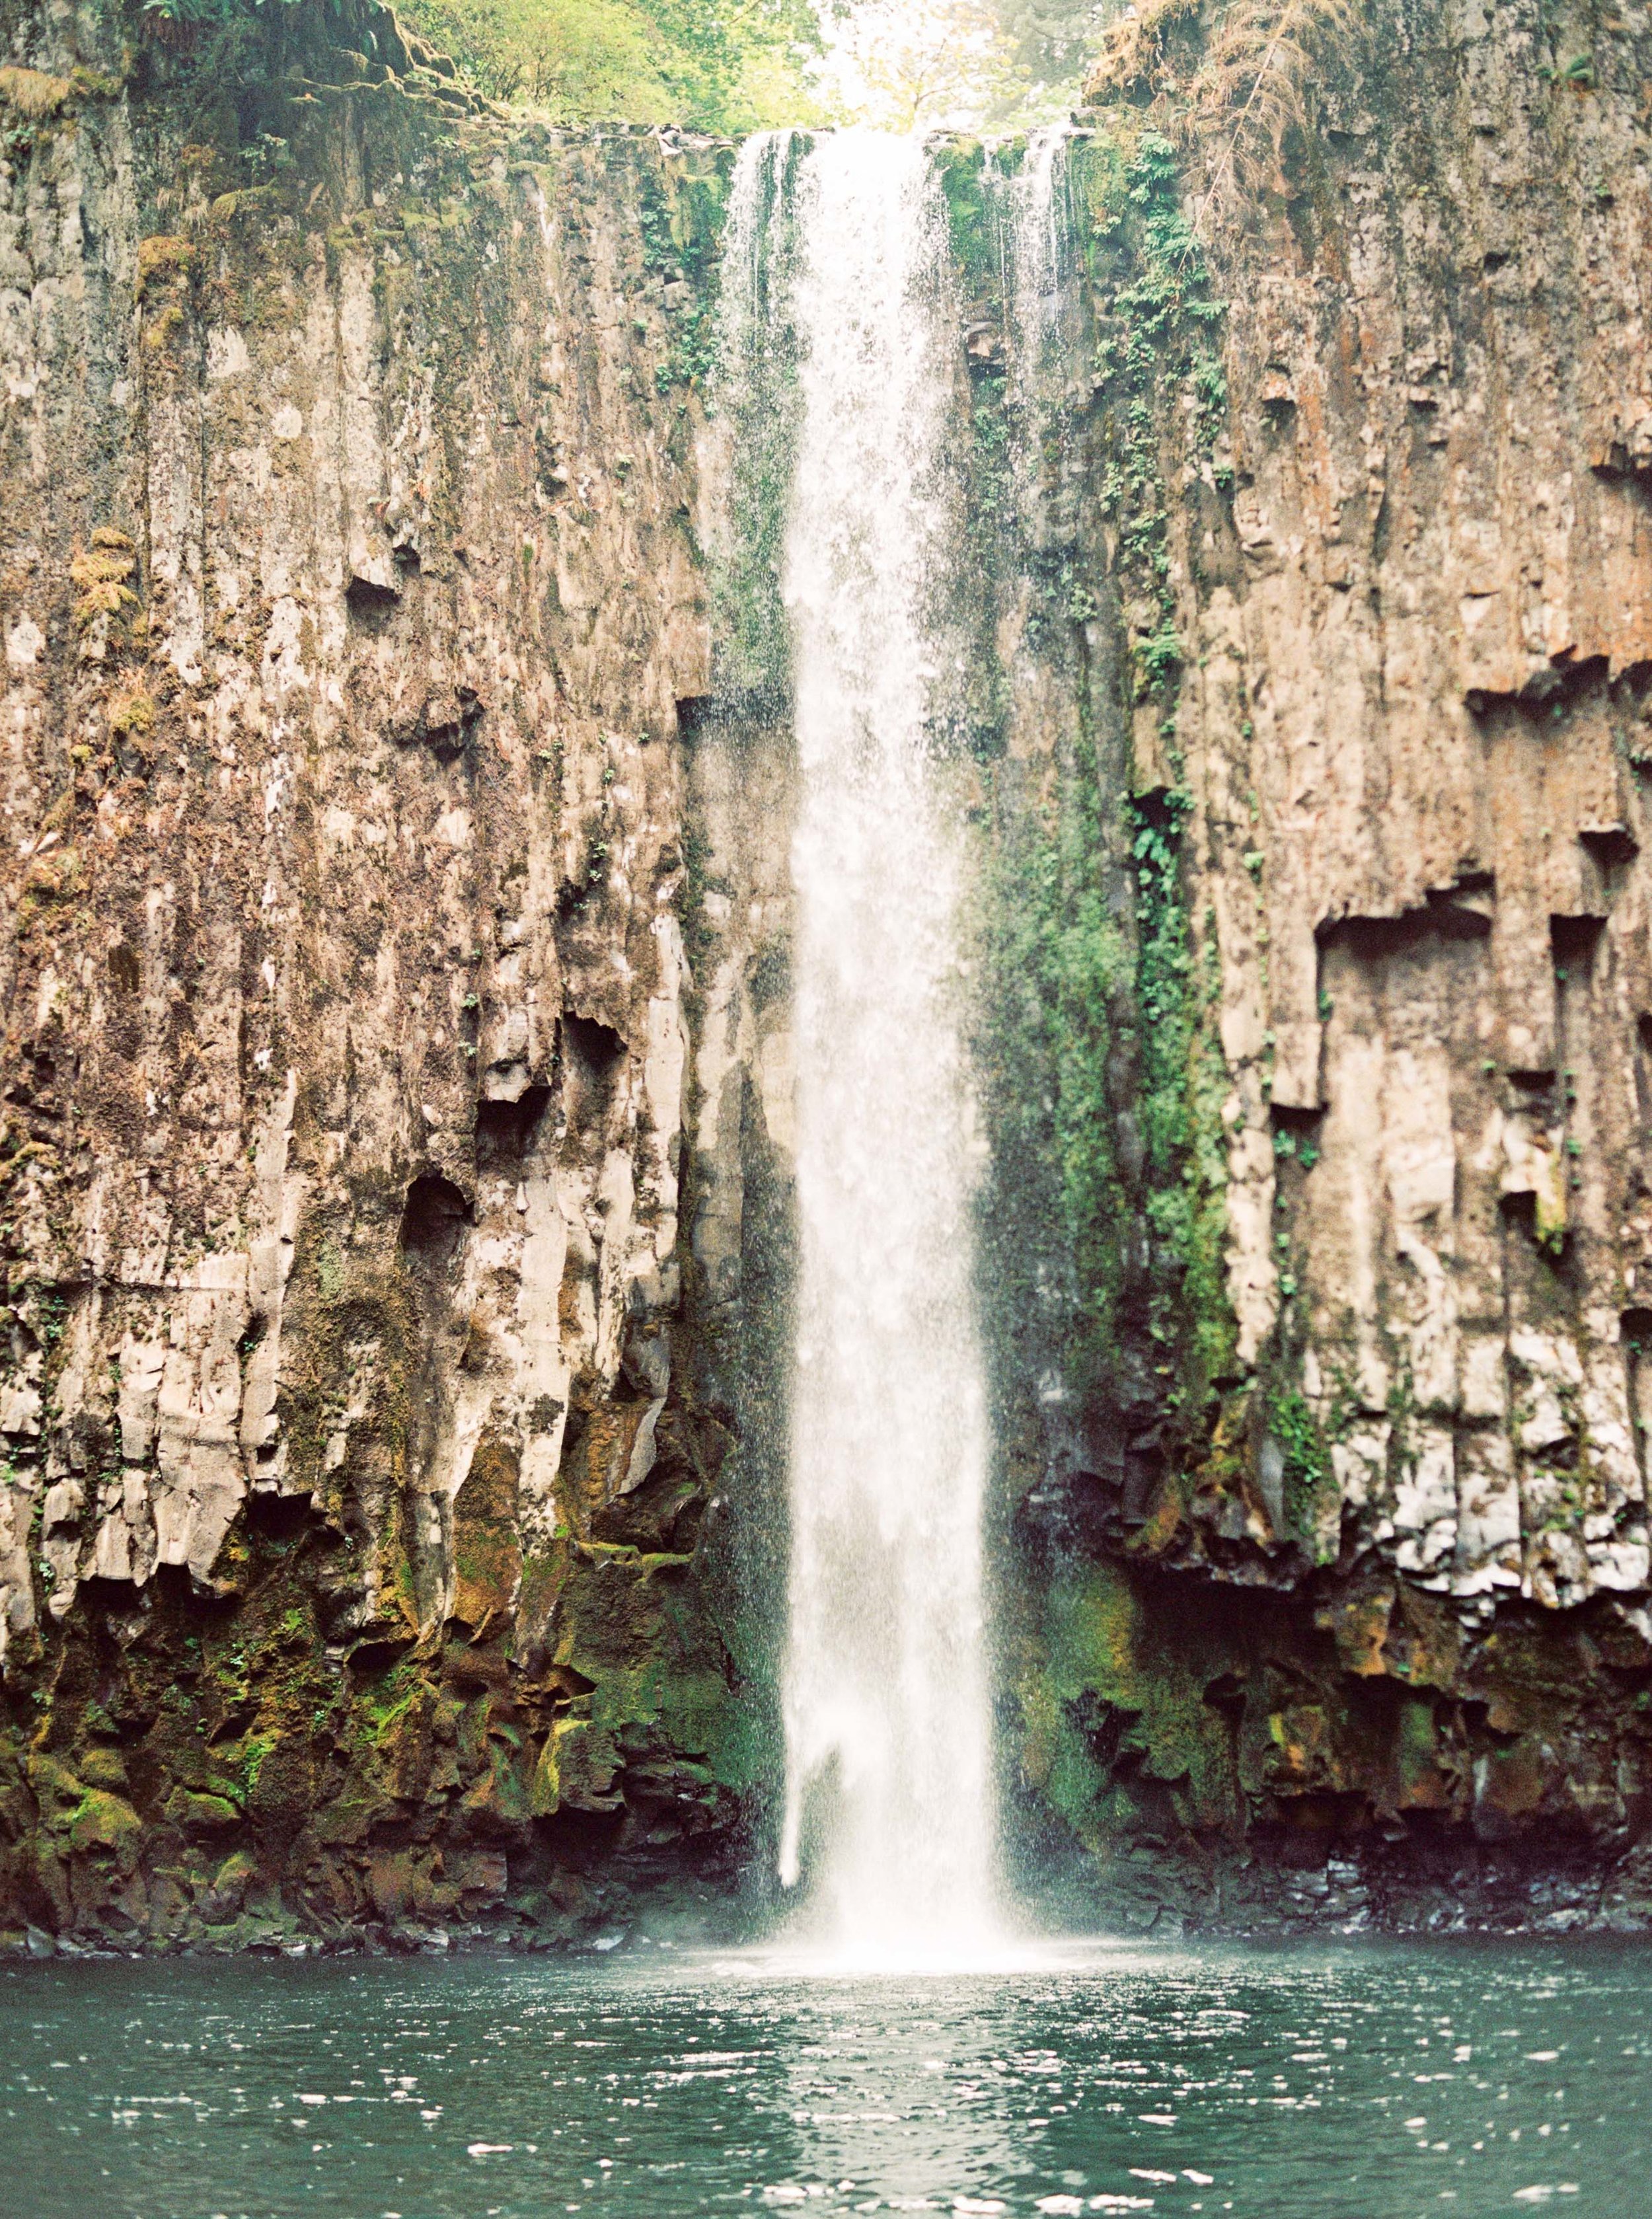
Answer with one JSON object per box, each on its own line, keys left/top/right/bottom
{"left": 3, "top": 0, "right": 1652, "bottom": 1949}
{"left": 0, "top": 0, "right": 792, "bottom": 1947}
{"left": 991, "top": 0, "right": 1652, "bottom": 1930}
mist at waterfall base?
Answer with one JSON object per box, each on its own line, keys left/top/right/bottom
{"left": 7, "top": 1940, "right": 1652, "bottom": 2217}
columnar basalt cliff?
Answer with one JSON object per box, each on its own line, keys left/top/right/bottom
{"left": 0, "top": 0, "right": 797, "bottom": 1949}
{"left": 983, "top": 0, "right": 1652, "bottom": 1932}
{"left": 3, "top": 0, "right": 1652, "bottom": 1951}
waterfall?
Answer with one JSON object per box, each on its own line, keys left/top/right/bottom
{"left": 1007, "top": 124, "right": 1072, "bottom": 371}
{"left": 1005, "top": 124, "right": 1076, "bottom": 544}
{"left": 722, "top": 131, "right": 998, "bottom": 1957}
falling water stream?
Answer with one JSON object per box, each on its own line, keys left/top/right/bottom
{"left": 1008, "top": 123, "right": 1073, "bottom": 367}
{"left": 740, "top": 130, "right": 997, "bottom": 1957}
{"left": 714, "top": 121, "right": 1088, "bottom": 1962}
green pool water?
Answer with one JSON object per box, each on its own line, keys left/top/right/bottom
{"left": 1, "top": 1936, "right": 1647, "bottom": 2217}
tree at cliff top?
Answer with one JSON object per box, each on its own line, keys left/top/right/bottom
{"left": 398, "top": 0, "right": 829, "bottom": 127}
{"left": 400, "top": 0, "right": 1119, "bottom": 131}
{"left": 792, "top": 0, "right": 1116, "bottom": 128}
{"left": 989, "top": 0, "right": 1114, "bottom": 116}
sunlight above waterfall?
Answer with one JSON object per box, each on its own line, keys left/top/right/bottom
{"left": 812, "top": 1, "right": 1034, "bottom": 132}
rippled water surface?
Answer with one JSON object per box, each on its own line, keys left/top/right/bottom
{"left": 2, "top": 1937, "right": 1649, "bottom": 2216}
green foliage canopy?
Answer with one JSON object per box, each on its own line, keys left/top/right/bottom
{"left": 991, "top": 0, "right": 1109, "bottom": 100}
{"left": 399, "top": 0, "right": 827, "bottom": 128}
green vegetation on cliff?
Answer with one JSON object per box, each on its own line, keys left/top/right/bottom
{"left": 971, "top": 127, "right": 1234, "bottom": 1425}
{"left": 976, "top": 678, "right": 1135, "bottom": 1406}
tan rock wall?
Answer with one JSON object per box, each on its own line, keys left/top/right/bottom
{"left": 1164, "top": 0, "right": 1652, "bottom": 1612}
{"left": 0, "top": 3, "right": 779, "bottom": 1946}
{"left": 5, "top": 0, "right": 1651, "bottom": 1941}
{"left": 1000, "top": 0, "right": 1652, "bottom": 1912}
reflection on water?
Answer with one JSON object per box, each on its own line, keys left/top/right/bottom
{"left": 2, "top": 1937, "right": 1649, "bottom": 2217}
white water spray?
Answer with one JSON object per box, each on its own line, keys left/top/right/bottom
{"left": 728, "top": 130, "right": 998, "bottom": 1958}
